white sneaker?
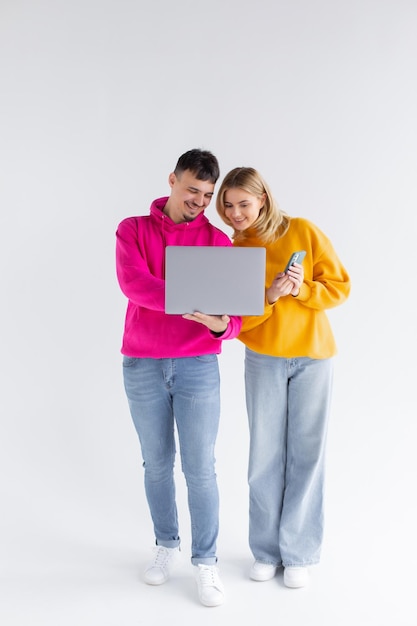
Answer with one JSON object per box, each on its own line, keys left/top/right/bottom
{"left": 144, "top": 546, "right": 181, "bottom": 585}
{"left": 250, "top": 560, "right": 278, "bottom": 581}
{"left": 284, "top": 566, "right": 309, "bottom": 588}
{"left": 194, "top": 564, "right": 224, "bottom": 607}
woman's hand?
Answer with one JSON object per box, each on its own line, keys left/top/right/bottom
{"left": 182, "top": 312, "right": 230, "bottom": 333}
{"left": 266, "top": 263, "right": 304, "bottom": 303}
{"left": 286, "top": 262, "right": 304, "bottom": 297}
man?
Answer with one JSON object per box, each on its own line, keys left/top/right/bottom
{"left": 116, "top": 149, "right": 241, "bottom": 607}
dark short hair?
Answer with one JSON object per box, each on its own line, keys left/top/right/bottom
{"left": 174, "top": 149, "right": 220, "bottom": 184}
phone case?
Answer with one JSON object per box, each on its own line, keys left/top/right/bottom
{"left": 284, "top": 250, "right": 306, "bottom": 273}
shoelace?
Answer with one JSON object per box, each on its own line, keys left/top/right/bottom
{"left": 151, "top": 547, "right": 170, "bottom": 569}
{"left": 198, "top": 566, "right": 220, "bottom": 588}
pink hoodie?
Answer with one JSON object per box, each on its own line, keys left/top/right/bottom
{"left": 116, "top": 197, "right": 242, "bottom": 358}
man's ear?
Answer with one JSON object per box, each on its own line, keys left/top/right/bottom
{"left": 168, "top": 172, "right": 176, "bottom": 188}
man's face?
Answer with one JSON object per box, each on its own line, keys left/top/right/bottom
{"left": 164, "top": 170, "right": 215, "bottom": 223}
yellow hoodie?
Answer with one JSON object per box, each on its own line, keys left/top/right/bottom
{"left": 235, "top": 217, "right": 351, "bottom": 359}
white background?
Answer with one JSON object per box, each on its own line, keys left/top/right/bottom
{"left": 1, "top": 1, "right": 416, "bottom": 624}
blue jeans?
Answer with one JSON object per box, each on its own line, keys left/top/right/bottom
{"left": 244, "top": 347, "right": 334, "bottom": 567}
{"left": 122, "top": 354, "right": 220, "bottom": 566}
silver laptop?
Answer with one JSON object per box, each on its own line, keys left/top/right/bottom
{"left": 165, "top": 246, "right": 266, "bottom": 315}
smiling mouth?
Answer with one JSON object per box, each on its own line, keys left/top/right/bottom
{"left": 186, "top": 202, "right": 201, "bottom": 211}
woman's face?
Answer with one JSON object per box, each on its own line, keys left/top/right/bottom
{"left": 223, "top": 188, "right": 265, "bottom": 232}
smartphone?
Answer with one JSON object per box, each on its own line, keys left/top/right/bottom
{"left": 283, "top": 250, "right": 306, "bottom": 273}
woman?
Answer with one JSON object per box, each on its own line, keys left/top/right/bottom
{"left": 216, "top": 167, "right": 350, "bottom": 588}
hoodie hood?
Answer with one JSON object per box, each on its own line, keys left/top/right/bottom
{"left": 150, "top": 196, "right": 210, "bottom": 235}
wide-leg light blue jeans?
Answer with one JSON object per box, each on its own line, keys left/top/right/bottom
{"left": 244, "top": 347, "right": 334, "bottom": 567}
{"left": 122, "top": 354, "right": 220, "bottom": 566}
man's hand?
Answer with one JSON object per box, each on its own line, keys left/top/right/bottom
{"left": 182, "top": 312, "right": 230, "bottom": 333}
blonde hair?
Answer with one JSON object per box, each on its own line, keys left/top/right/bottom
{"left": 216, "top": 167, "right": 289, "bottom": 244}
